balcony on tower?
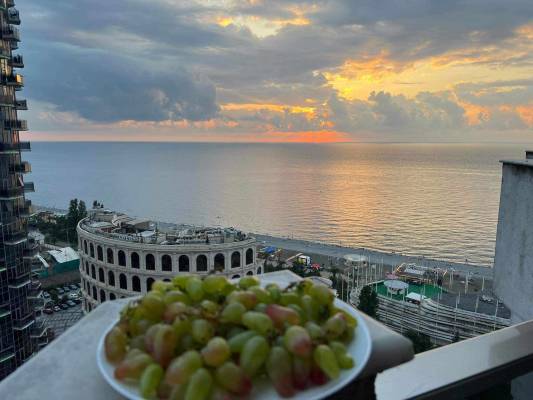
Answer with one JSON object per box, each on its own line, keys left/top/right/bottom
{"left": 0, "top": 94, "right": 13, "bottom": 106}
{"left": 0, "top": 185, "right": 24, "bottom": 200}
{"left": 0, "top": 141, "right": 31, "bottom": 153}
{"left": 3, "top": 73, "right": 23, "bottom": 89}
{"left": 15, "top": 99, "right": 27, "bottom": 110}
{"left": 23, "top": 240, "right": 39, "bottom": 260}
{"left": 7, "top": 8, "right": 20, "bottom": 25}
{"left": 23, "top": 181, "right": 34, "bottom": 193}
{"left": 1, "top": 26, "right": 20, "bottom": 41}
{"left": 20, "top": 200, "right": 34, "bottom": 218}
{"left": 6, "top": 0, "right": 15, "bottom": 8}
{"left": 11, "top": 54, "right": 23, "bottom": 68}
{"left": 11, "top": 312, "right": 34, "bottom": 331}
{"left": 11, "top": 160, "right": 31, "bottom": 173}
{"left": 4, "top": 119, "right": 28, "bottom": 130}
{"left": 0, "top": 47, "right": 10, "bottom": 59}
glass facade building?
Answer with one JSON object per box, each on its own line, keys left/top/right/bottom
{"left": 0, "top": 0, "right": 39, "bottom": 380}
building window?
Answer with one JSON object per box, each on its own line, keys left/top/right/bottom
{"left": 108, "top": 271, "right": 115, "bottom": 287}
{"left": 119, "top": 273, "right": 127, "bottom": 290}
{"left": 92, "top": 286, "right": 97, "bottom": 300}
{"left": 246, "top": 248, "right": 253, "bottom": 265}
{"left": 147, "top": 277, "right": 155, "bottom": 291}
{"left": 100, "top": 289, "right": 106, "bottom": 303}
{"left": 97, "top": 246, "right": 103, "bottom": 261}
{"left": 178, "top": 255, "right": 189, "bottom": 272}
{"left": 231, "top": 275, "right": 240, "bottom": 279}
{"left": 131, "top": 252, "right": 140, "bottom": 269}
{"left": 132, "top": 276, "right": 141, "bottom": 292}
{"left": 246, "top": 271, "right": 253, "bottom": 276}
{"left": 84, "top": 240, "right": 88, "bottom": 254}
{"left": 110, "top": 293, "right": 116, "bottom": 300}
{"left": 214, "top": 253, "right": 225, "bottom": 271}
{"left": 90, "top": 243, "right": 94, "bottom": 258}
{"left": 98, "top": 268, "right": 105, "bottom": 283}
{"left": 85, "top": 261, "right": 89, "bottom": 275}
{"left": 231, "top": 251, "right": 241, "bottom": 268}
{"left": 107, "top": 248, "right": 114, "bottom": 264}
{"left": 257, "top": 267, "right": 262, "bottom": 275}
{"left": 162, "top": 255, "right": 172, "bottom": 272}
{"left": 146, "top": 254, "right": 155, "bottom": 270}
{"left": 91, "top": 264, "right": 96, "bottom": 279}
{"left": 118, "top": 250, "right": 126, "bottom": 267}
{"left": 196, "top": 255, "right": 207, "bottom": 272}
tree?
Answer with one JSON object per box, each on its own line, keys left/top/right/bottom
{"left": 357, "top": 285, "right": 379, "bottom": 318}
{"left": 404, "top": 330, "right": 433, "bottom": 354}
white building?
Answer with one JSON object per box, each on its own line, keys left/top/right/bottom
{"left": 77, "top": 210, "right": 260, "bottom": 312}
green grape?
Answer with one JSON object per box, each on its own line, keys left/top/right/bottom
{"left": 227, "top": 326, "right": 245, "bottom": 338}
{"left": 140, "top": 363, "right": 164, "bottom": 399}
{"left": 339, "top": 310, "right": 358, "bottom": 329}
{"left": 177, "top": 334, "right": 195, "bottom": 354}
{"left": 279, "top": 292, "right": 300, "bottom": 307}
{"left": 301, "top": 294, "right": 319, "bottom": 321}
{"left": 199, "top": 300, "right": 219, "bottom": 319}
{"left": 201, "top": 337, "right": 230, "bottom": 367}
{"left": 240, "top": 336, "right": 269, "bottom": 378}
{"left": 329, "top": 341, "right": 355, "bottom": 369}
{"left": 220, "top": 302, "right": 246, "bottom": 324}
{"left": 238, "top": 275, "right": 260, "bottom": 289}
{"left": 265, "top": 283, "right": 281, "bottom": 303}
{"left": 105, "top": 326, "right": 128, "bottom": 364}
{"left": 164, "top": 290, "right": 191, "bottom": 305}
{"left": 292, "top": 355, "right": 311, "bottom": 390}
{"left": 191, "top": 319, "right": 214, "bottom": 344}
{"left": 227, "top": 330, "right": 257, "bottom": 353}
{"left": 153, "top": 325, "right": 177, "bottom": 368}
{"left": 152, "top": 280, "right": 174, "bottom": 293}
{"left": 254, "top": 302, "right": 267, "bottom": 313}
{"left": 214, "top": 361, "right": 252, "bottom": 396}
{"left": 202, "top": 275, "right": 229, "bottom": 294}
{"left": 265, "top": 304, "right": 300, "bottom": 330}
{"left": 156, "top": 381, "right": 173, "bottom": 399}
{"left": 226, "top": 290, "right": 257, "bottom": 310}
{"left": 129, "top": 318, "right": 152, "bottom": 336}
{"left": 184, "top": 368, "right": 213, "bottom": 400}
{"left": 324, "top": 313, "right": 347, "bottom": 339}
{"left": 242, "top": 311, "right": 274, "bottom": 336}
{"left": 164, "top": 302, "right": 189, "bottom": 323}
{"left": 172, "top": 274, "right": 194, "bottom": 290}
{"left": 125, "top": 348, "right": 145, "bottom": 360}
{"left": 164, "top": 350, "right": 202, "bottom": 385}
{"left": 287, "top": 304, "right": 306, "bottom": 323}
{"left": 247, "top": 286, "right": 272, "bottom": 304}
{"left": 186, "top": 277, "right": 205, "bottom": 303}
{"left": 296, "top": 279, "right": 314, "bottom": 295}
{"left": 130, "top": 334, "right": 146, "bottom": 352}
{"left": 114, "top": 352, "right": 153, "bottom": 381}
{"left": 266, "top": 346, "right": 295, "bottom": 397}
{"left": 313, "top": 344, "right": 340, "bottom": 379}
{"left": 210, "top": 384, "right": 233, "bottom": 400}
{"left": 283, "top": 325, "right": 312, "bottom": 357}
{"left": 305, "top": 321, "right": 325, "bottom": 341}
{"left": 142, "top": 292, "right": 166, "bottom": 320}
{"left": 169, "top": 383, "right": 188, "bottom": 400}
{"left": 144, "top": 324, "right": 162, "bottom": 354}
{"left": 309, "top": 284, "right": 334, "bottom": 306}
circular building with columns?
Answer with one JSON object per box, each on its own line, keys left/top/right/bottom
{"left": 77, "top": 210, "right": 261, "bottom": 312}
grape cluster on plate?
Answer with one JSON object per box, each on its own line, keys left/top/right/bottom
{"left": 105, "top": 275, "right": 357, "bottom": 400}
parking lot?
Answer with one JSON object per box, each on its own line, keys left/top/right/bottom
{"left": 41, "top": 304, "right": 84, "bottom": 336}
{"left": 41, "top": 283, "right": 85, "bottom": 337}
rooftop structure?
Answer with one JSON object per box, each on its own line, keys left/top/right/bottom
{"left": 77, "top": 210, "right": 261, "bottom": 312}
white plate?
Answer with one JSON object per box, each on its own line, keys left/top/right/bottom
{"left": 97, "top": 299, "right": 372, "bottom": 400}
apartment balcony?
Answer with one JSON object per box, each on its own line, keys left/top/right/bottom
{"left": 20, "top": 202, "right": 34, "bottom": 218}
{"left": 0, "top": 141, "right": 30, "bottom": 153}
{"left": 4, "top": 119, "right": 28, "bottom": 130}
{"left": 6, "top": 0, "right": 15, "bottom": 8}
{"left": 11, "top": 54, "right": 23, "bottom": 68}
{"left": 0, "top": 186, "right": 24, "bottom": 199}
{"left": 23, "top": 181, "right": 35, "bottom": 193}
{"left": 0, "top": 47, "right": 10, "bottom": 59}
{"left": 3, "top": 73, "right": 23, "bottom": 88}
{"left": 15, "top": 99, "right": 27, "bottom": 110}
{"left": 2, "top": 228, "right": 27, "bottom": 245}
{"left": 23, "top": 241, "right": 39, "bottom": 259}
{"left": 11, "top": 160, "right": 31, "bottom": 173}
{"left": 11, "top": 313, "right": 34, "bottom": 331}
{"left": 7, "top": 9, "right": 20, "bottom": 25}
{"left": 1, "top": 26, "right": 20, "bottom": 41}
{"left": 30, "top": 321, "right": 48, "bottom": 339}
{"left": 0, "top": 94, "right": 13, "bottom": 106}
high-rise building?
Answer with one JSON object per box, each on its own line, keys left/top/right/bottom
{"left": 0, "top": 0, "right": 39, "bottom": 380}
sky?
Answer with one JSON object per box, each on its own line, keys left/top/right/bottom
{"left": 16, "top": 0, "right": 533, "bottom": 143}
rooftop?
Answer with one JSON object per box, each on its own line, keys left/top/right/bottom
{"left": 78, "top": 209, "right": 253, "bottom": 246}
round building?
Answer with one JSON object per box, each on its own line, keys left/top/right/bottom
{"left": 77, "top": 210, "right": 261, "bottom": 312}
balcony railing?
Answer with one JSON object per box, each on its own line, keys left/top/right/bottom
{"left": 3, "top": 73, "right": 23, "bottom": 87}
{"left": 7, "top": 9, "right": 20, "bottom": 25}
{"left": 24, "top": 181, "right": 35, "bottom": 192}
{"left": 11, "top": 160, "right": 31, "bottom": 173}
{"left": 15, "top": 99, "right": 27, "bottom": 110}
{"left": 8, "top": 276, "right": 31, "bottom": 290}
{"left": 4, "top": 119, "right": 28, "bottom": 130}
{"left": 12, "top": 313, "right": 34, "bottom": 330}
{"left": 0, "top": 47, "right": 9, "bottom": 59}
{"left": 0, "top": 141, "right": 30, "bottom": 153}
{"left": 20, "top": 202, "right": 34, "bottom": 218}
{"left": 0, "top": 186, "right": 24, "bottom": 199}
{"left": 11, "top": 54, "right": 23, "bottom": 68}
{"left": 23, "top": 241, "right": 39, "bottom": 259}
{"left": 1, "top": 26, "right": 20, "bottom": 41}
{"left": 30, "top": 321, "right": 48, "bottom": 339}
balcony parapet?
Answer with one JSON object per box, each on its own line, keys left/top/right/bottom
{"left": 4, "top": 119, "right": 28, "bottom": 131}
{"left": 2, "top": 72, "right": 23, "bottom": 88}
{"left": 7, "top": 8, "right": 20, "bottom": 25}
{"left": 0, "top": 185, "right": 25, "bottom": 199}
{"left": 1, "top": 26, "right": 19, "bottom": 41}
{"left": 0, "top": 47, "right": 10, "bottom": 59}
{"left": 11, "top": 54, "right": 23, "bottom": 68}
{"left": 12, "top": 313, "right": 34, "bottom": 330}
{"left": 0, "top": 141, "right": 30, "bottom": 153}
{"left": 11, "top": 160, "right": 31, "bottom": 173}
{"left": 15, "top": 99, "right": 27, "bottom": 110}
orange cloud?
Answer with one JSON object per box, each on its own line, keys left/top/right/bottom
{"left": 516, "top": 104, "right": 533, "bottom": 126}
{"left": 253, "top": 130, "right": 348, "bottom": 143}
{"left": 458, "top": 102, "right": 491, "bottom": 125}
{"left": 221, "top": 102, "right": 315, "bottom": 115}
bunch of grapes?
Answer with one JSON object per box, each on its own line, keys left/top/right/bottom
{"left": 105, "top": 275, "right": 357, "bottom": 400}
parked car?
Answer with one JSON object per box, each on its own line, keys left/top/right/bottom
{"left": 60, "top": 303, "right": 69, "bottom": 310}
{"left": 56, "top": 288, "right": 64, "bottom": 295}
{"left": 53, "top": 305, "right": 61, "bottom": 312}
{"left": 67, "top": 292, "right": 78, "bottom": 300}
{"left": 43, "top": 292, "right": 51, "bottom": 298}
{"left": 43, "top": 308, "right": 53, "bottom": 315}
{"left": 69, "top": 284, "right": 78, "bottom": 291}
{"left": 66, "top": 300, "right": 76, "bottom": 307}
{"left": 73, "top": 298, "right": 81, "bottom": 304}
{"left": 62, "top": 286, "right": 71, "bottom": 292}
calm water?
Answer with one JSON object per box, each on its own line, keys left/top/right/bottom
{"left": 26, "top": 142, "right": 528, "bottom": 266}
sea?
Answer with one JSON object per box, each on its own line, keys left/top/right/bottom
{"left": 25, "top": 142, "right": 530, "bottom": 267}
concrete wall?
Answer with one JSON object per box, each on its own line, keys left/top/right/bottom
{"left": 494, "top": 161, "right": 533, "bottom": 324}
